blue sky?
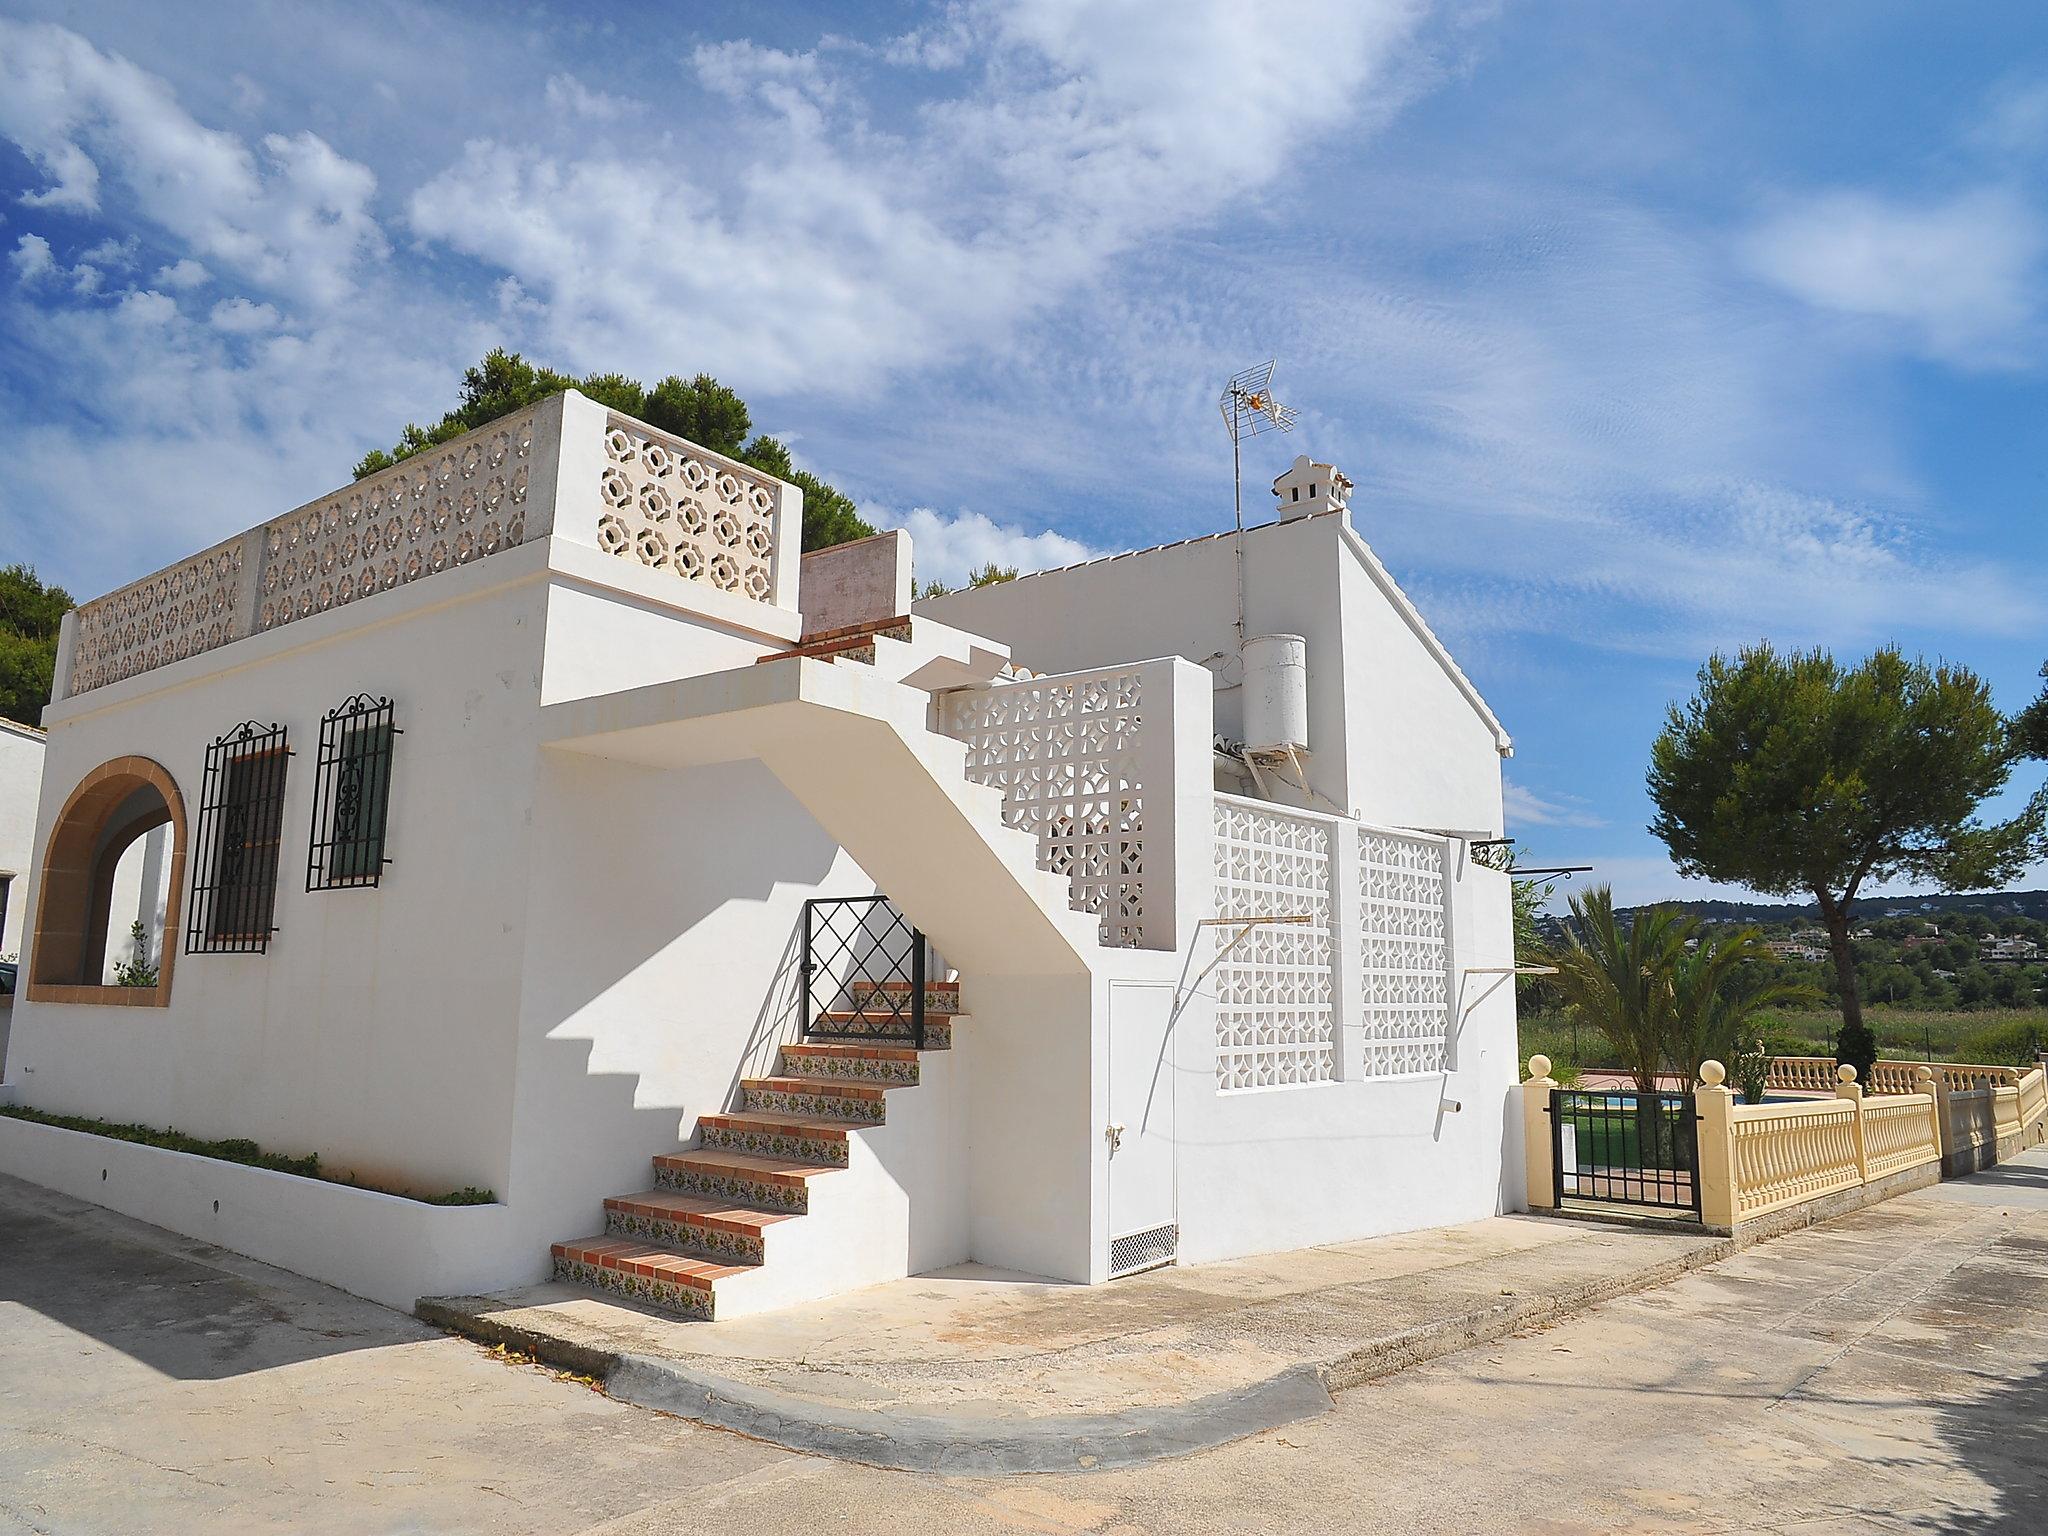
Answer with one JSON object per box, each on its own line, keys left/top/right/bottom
{"left": 0, "top": 1, "right": 2043, "bottom": 905}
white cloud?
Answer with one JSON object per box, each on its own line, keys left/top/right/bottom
{"left": 9, "top": 233, "right": 55, "bottom": 284}
{"left": 153, "top": 257, "right": 209, "bottom": 290}
{"left": 895, "top": 506, "right": 1100, "bottom": 589}
{"left": 1739, "top": 187, "right": 2044, "bottom": 368}
{"left": 542, "top": 73, "right": 641, "bottom": 122}
{"left": 78, "top": 234, "right": 136, "bottom": 267}
{"left": 407, "top": 0, "right": 1429, "bottom": 392}
{"left": 0, "top": 19, "right": 386, "bottom": 307}
{"left": 209, "top": 296, "right": 280, "bottom": 333}
{"left": 1503, "top": 779, "right": 1607, "bottom": 830}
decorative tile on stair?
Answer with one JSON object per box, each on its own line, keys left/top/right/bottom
{"left": 654, "top": 1148, "right": 824, "bottom": 1212}
{"left": 602, "top": 1190, "right": 787, "bottom": 1265}
{"left": 699, "top": 1111, "right": 852, "bottom": 1167}
{"left": 741, "top": 1077, "right": 887, "bottom": 1123}
{"left": 848, "top": 979, "right": 961, "bottom": 1015}
{"left": 550, "top": 1238, "right": 744, "bottom": 1321}
{"left": 780, "top": 1042, "right": 921, "bottom": 1085}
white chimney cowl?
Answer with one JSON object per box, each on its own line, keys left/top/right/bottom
{"left": 1271, "top": 454, "right": 1352, "bottom": 521}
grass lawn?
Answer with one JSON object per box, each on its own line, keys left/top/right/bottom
{"left": 1521, "top": 1007, "right": 2047, "bottom": 1078}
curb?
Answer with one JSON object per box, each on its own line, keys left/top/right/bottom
{"left": 417, "top": 1233, "right": 1739, "bottom": 1473}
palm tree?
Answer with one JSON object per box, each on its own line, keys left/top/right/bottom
{"left": 1668, "top": 925, "right": 1815, "bottom": 1093}
{"left": 1544, "top": 886, "right": 1693, "bottom": 1093}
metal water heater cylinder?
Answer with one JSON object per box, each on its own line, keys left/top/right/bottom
{"left": 1242, "top": 634, "right": 1309, "bottom": 755}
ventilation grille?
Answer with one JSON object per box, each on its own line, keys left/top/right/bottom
{"left": 1109, "top": 1222, "right": 1178, "bottom": 1278}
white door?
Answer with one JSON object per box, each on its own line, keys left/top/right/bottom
{"left": 1107, "top": 981, "right": 1177, "bottom": 1276}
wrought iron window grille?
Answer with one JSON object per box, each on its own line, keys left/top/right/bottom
{"left": 307, "top": 695, "right": 400, "bottom": 892}
{"left": 188, "top": 721, "right": 291, "bottom": 954}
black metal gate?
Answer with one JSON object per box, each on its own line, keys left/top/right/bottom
{"left": 1550, "top": 1088, "right": 1701, "bottom": 1217}
{"left": 800, "top": 895, "right": 926, "bottom": 1049}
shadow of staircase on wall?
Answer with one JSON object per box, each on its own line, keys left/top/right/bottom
{"left": 550, "top": 980, "right": 961, "bottom": 1321}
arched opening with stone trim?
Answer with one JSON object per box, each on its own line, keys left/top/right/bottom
{"left": 27, "top": 755, "right": 187, "bottom": 1005}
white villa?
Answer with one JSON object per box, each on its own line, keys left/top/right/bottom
{"left": 0, "top": 396, "right": 1520, "bottom": 1320}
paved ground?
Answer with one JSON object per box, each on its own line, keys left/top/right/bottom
{"left": 3, "top": 1155, "right": 2046, "bottom": 1533}
{"left": 423, "top": 1205, "right": 1728, "bottom": 1468}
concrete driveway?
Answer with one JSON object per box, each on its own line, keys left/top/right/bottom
{"left": 3, "top": 1154, "right": 2045, "bottom": 1534}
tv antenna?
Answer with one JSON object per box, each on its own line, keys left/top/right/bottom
{"left": 1218, "top": 361, "right": 1296, "bottom": 652}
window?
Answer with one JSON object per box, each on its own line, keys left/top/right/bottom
{"left": 0, "top": 873, "right": 11, "bottom": 952}
{"left": 308, "top": 694, "right": 399, "bottom": 890}
{"left": 189, "top": 722, "right": 290, "bottom": 953}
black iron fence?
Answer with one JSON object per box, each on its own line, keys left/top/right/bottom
{"left": 800, "top": 895, "right": 926, "bottom": 1048}
{"left": 1550, "top": 1088, "right": 1700, "bottom": 1216}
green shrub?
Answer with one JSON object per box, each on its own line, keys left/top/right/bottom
{"left": 1952, "top": 1016, "right": 2044, "bottom": 1068}
{"left": 0, "top": 1106, "right": 493, "bottom": 1204}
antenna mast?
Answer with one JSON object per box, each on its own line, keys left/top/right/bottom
{"left": 1218, "top": 361, "right": 1296, "bottom": 654}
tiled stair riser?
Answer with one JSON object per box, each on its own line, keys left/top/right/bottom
{"left": 847, "top": 981, "right": 961, "bottom": 1016}
{"left": 552, "top": 1254, "right": 714, "bottom": 1321}
{"left": 779, "top": 1047, "right": 919, "bottom": 1086}
{"left": 656, "top": 1161, "right": 809, "bottom": 1213}
{"left": 699, "top": 1121, "right": 850, "bottom": 1167}
{"left": 809, "top": 1016, "right": 952, "bottom": 1049}
{"left": 742, "top": 1084, "right": 887, "bottom": 1122}
{"left": 604, "top": 1208, "right": 765, "bottom": 1265}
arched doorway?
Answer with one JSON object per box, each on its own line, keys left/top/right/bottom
{"left": 27, "top": 755, "right": 187, "bottom": 1005}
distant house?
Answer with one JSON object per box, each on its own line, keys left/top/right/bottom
{"left": 1765, "top": 938, "right": 1826, "bottom": 964}
{"left": 1980, "top": 935, "right": 2042, "bottom": 964}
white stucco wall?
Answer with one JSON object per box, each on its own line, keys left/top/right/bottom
{"left": 915, "top": 509, "right": 1509, "bottom": 837}
{"left": 0, "top": 719, "right": 45, "bottom": 958}
{"left": 1168, "top": 859, "right": 1522, "bottom": 1265}
{"left": 7, "top": 550, "right": 554, "bottom": 1199}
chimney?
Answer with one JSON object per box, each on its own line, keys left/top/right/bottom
{"left": 1271, "top": 454, "right": 1352, "bottom": 521}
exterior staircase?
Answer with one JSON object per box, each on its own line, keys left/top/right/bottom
{"left": 550, "top": 982, "right": 960, "bottom": 1321}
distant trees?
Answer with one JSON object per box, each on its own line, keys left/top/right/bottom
{"left": 355, "top": 350, "right": 876, "bottom": 554}
{"left": 0, "top": 563, "right": 75, "bottom": 726}
{"left": 915, "top": 563, "right": 1019, "bottom": 601}
{"left": 1541, "top": 885, "right": 1808, "bottom": 1092}
{"left": 1650, "top": 645, "right": 2044, "bottom": 1086}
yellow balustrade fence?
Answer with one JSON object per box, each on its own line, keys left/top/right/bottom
{"left": 1532, "top": 1059, "right": 2041, "bottom": 1233}
{"left": 2021, "top": 1068, "right": 2046, "bottom": 1146}
{"left": 1694, "top": 1061, "right": 1943, "bottom": 1230}
{"left": 1767, "top": 1056, "right": 2024, "bottom": 1098}
{"left": 1860, "top": 1094, "right": 1943, "bottom": 1182}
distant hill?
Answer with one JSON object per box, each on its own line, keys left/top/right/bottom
{"left": 1616, "top": 890, "right": 2048, "bottom": 925}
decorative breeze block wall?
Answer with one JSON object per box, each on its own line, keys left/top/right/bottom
{"left": 67, "top": 536, "right": 246, "bottom": 695}
{"left": 1212, "top": 799, "right": 1336, "bottom": 1090}
{"left": 1356, "top": 827, "right": 1452, "bottom": 1078}
{"left": 259, "top": 408, "right": 538, "bottom": 633}
{"left": 596, "top": 415, "right": 779, "bottom": 604}
{"left": 940, "top": 670, "right": 1148, "bottom": 946}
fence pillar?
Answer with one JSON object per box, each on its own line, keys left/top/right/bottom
{"left": 1932, "top": 1072, "right": 1957, "bottom": 1163}
{"left": 1695, "top": 1060, "right": 1739, "bottom": 1231}
{"left": 1522, "top": 1055, "right": 1558, "bottom": 1211}
{"left": 1835, "top": 1064, "right": 1867, "bottom": 1182}
{"left": 1915, "top": 1066, "right": 1940, "bottom": 1162}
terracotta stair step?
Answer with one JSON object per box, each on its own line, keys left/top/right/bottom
{"left": 801, "top": 616, "right": 914, "bottom": 647}
{"left": 780, "top": 1042, "right": 922, "bottom": 1086}
{"left": 656, "top": 1146, "right": 840, "bottom": 1183}
{"left": 782, "top": 1042, "right": 920, "bottom": 1063}
{"left": 847, "top": 979, "right": 962, "bottom": 1015}
{"left": 551, "top": 1237, "right": 751, "bottom": 1292}
{"left": 653, "top": 1146, "right": 837, "bottom": 1212}
{"left": 700, "top": 1108, "right": 862, "bottom": 1136}
{"left": 603, "top": 1189, "right": 793, "bottom": 1266}
{"left": 742, "top": 1074, "right": 888, "bottom": 1103}
{"left": 604, "top": 1189, "right": 796, "bottom": 1233}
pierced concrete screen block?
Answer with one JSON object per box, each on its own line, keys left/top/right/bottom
{"left": 940, "top": 670, "right": 1148, "bottom": 947}
{"left": 596, "top": 415, "right": 778, "bottom": 604}
{"left": 1357, "top": 827, "right": 1451, "bottom": 1077}
{"left": 68, "top": 537, "right": 246, "bottom": 696}
{"left": 1212, "top": 799, "right": 1335, "bottom": 1091}
{"left": 261, "top": 408, "right": 537, "bottom": 633}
